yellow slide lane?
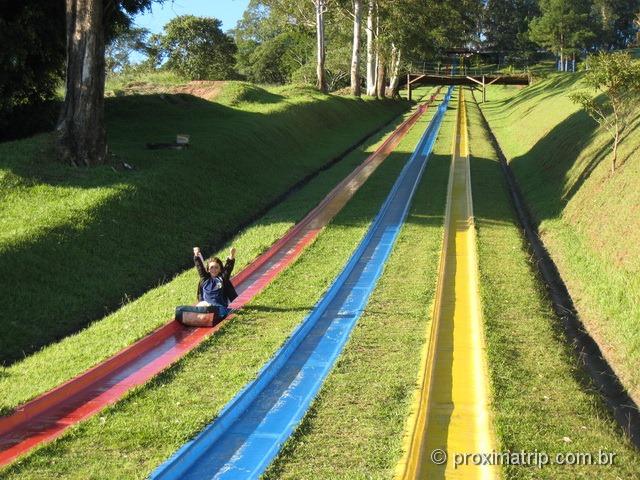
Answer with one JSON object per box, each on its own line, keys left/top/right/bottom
{"left": 396, "top": 88, "right": 498, "bottom": 480}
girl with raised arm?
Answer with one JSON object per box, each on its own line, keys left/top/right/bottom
{"left": 174, "top": 246, "right": 238, "bottom": 327}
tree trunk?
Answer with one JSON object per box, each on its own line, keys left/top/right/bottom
{"left": 376, "top": 57, "right": 386, "bottom": 99}
{"left": 350, "top": 0, "right": 363, "bottom": 96}
{"left": 559, "top": 49, "right": 564, "bottom": 71}
{"left": 365, "top": 0, "right": 376, "bottom": 96}
{"left": 389, "top": 45, "right": 402, "bottom": 98}
{"left": 612, "top": 129, "right": 619, "bottom": 174}
{"left": 315, "top": 0, "right": 327, "bottom": 93}
{"left": 57, "top": 0, "right": 107, "bottom": 167}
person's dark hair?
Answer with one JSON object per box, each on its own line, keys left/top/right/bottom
{"left": 208, "top": 257, "right": 224, "bottom": 273}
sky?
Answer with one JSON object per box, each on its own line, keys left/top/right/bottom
{"left": 133, "top": 0, "right": 251, "bottom": 34}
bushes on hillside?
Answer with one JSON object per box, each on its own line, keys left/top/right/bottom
{"left": 570, "top": 51, "right": 640, "bottom": 173}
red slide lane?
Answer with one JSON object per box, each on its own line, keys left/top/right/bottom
{"left": 0, "top": 94, "right": 437, "bottom": 468}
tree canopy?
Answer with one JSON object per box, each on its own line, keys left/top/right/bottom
{"left": 158, "top": 15, "right": 237, "bottom": 80}
{"left": 0, "top": 0, "right": 156, "bottom": 141}
{"left": 4, "top": 0, "right": 640, "bottom": 147}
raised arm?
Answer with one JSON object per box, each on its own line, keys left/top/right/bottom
{"left": 193, "top": 247, "right": 209, "bottom": 280}
{"left": 223, "top": 247, "right": 236, "bottom": 279}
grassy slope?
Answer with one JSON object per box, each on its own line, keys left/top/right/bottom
{"left": 262, "top": 94, "right": 454, "bottom": 480}
{"left": 0, "top": 82, "right": 407, "bottom": 365}
{"left": 468, "top": 93, "right": 640, "bottom": 479}
{"left": 467, "top": 93, "right": 640, "bottom": 479}
{"left": 0, "top": 93, "right": 435, "bottom": 480}
{"left": 0, "top": 86, "right": 433, "bottom": 416}
{"left": 480, "top": 75, "right": 640, "bottom": 404}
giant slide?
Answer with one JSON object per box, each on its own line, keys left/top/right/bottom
{"left": 150, "top": 87, "right": 455, "bottom": 480}
{"left": 0, "top": 92, "right": 439, "bottom": 468}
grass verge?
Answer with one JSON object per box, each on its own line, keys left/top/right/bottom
{"left": 0, "top": 92, "right": 439, "bottom": 479}
{"left": 481, "top": 78, "right": 640, "bottom": 403}
{"left": 0, "top": 82, "right": 407, "bottom": 365}
{"left": 467, "top": 93, "right": 640, "bottom": 479}
{"left": 260, "top": 95, "right": 456, "bottom": 480}
{"left": 0, "top": 87, "right": 435, "bottom": 416}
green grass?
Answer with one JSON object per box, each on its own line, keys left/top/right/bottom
{"left": 467, "top": 92, "right": 640, "bottom": 479}
{"left": 0, "top": 86, "right": 434, "bottom": 416}
{"left": 262, "top": 94, "right": 455, "bottom": 479}
{"left": 0, "top": 82, "right": 408, "bottom": 366}
{"left": 0, "top": 92, "right": 435, "bottom": 479}
{"left": 480, "top": 76, "right": 640, "bottom": 405}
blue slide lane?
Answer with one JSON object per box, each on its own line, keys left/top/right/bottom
{"left": 150, "top": 86, "right": 454, "bottom": 480}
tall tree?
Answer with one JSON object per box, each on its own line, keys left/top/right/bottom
{"left": 484, "top": 0, "right": 539, "bottom": 61}
{"left": 529, "top": 0, "right": 594, "bottom": 71}
{"left": 159, "top": 16, "right": 237, "bottom": 80}
{"left": 315, "top": 0, "right": 328, "bottom": 92}
{"left": 366, "top": 0, "right": 377, "bottom": 96}
{"left": 388, "top": 43, "right": 402, "bottom": 96}
{"left": 57, "top": 0, "right": 156, "bottom": 167}
{"left": 57, "top": 0, "right": 108, "bottom": 167}
{"left": 350, "top": 0, "right": 363, "bottom": 96}
{"left": 260, "top": 0, "right": 330, "bottom": 92}
{"left": 591, "top": 0, "right": 640, "bottom": 50}
{"left": 105, "top": 26, "right": 151, "bottom": 74}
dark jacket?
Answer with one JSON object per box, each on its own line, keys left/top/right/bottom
{"left": 194, "top": 256, "right": 238, "bottom": 305}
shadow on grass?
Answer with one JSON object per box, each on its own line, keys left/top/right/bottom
{"left": 506, "top": 108, "right": 601, "bottom": 221}
{"left": 0, "top": 92, "right": 408, "bottom": 365}
{"left": 470, "top": 150, "right": 625, "bottom": 436}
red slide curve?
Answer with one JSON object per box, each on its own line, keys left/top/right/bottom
{"left": 0, "top": 94, "right": 437, "bottom": 468}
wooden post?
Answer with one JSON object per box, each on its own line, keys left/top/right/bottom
{"left": 482, "top": 75, "right": 486, "bottom": 103}
{"left": 407, "top": 74, "right": 412, "bottom": 101}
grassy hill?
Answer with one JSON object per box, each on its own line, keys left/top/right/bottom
{"left": 481, "top": 73, "right": 640, "bottom": 405}
{"left": 0, "top": 82, "right": 407, "bottom": 365}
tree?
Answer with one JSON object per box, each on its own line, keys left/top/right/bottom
{"left": 233, "top": 1, "right": 315, "bottom": 84}
{"left": 159, "top": 16, "right": 237, "bottom": 80}
{"left": 0, "top": 0, "right": 66, "bottom": 140}
{"left": 57, "top": 0, "right": 109, "bottom": 166}
{"left": 106, "top": 26, "right": 152, "bottom": 74}
{"left": 350, "top": 0, "right": 363, "bottom": 96}
{"left": 529, "top": 0, "right": 594, "bottom": 71}
{"left": 234, "top": 0, "right": 285, "bottom": 79}
{"left": 246, "top": 30, "right": 314, "bottom": 83}
{"left": 57, "top": 0, "right": 156, "bottom": 167}
{"left": 260, "top": 0, "right": 330, "bottom": 92}
{"left": 484, "top": 0, "right": 539, "bottom": 62}
{"left": 365, "top": 0, "right": 377, "bottom": 96}
{"left": 371, "top": 0, "right": 481, "bottom": 98}
{"left": 570, "top": 52, "right": 640, "bottom": 173}
{"left": 591, "top": 0, "right": 639, "bottom": 50}
{"left": 314, "top": 0, "right": 329, "bottom": 92}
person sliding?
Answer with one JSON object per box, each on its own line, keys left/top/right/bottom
{"left": 174, "top": 246, "right": 238, "bottom": 327}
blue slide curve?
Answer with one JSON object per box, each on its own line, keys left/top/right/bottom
{"left": 150, "top": 86, "right": 454, "bottom": 480}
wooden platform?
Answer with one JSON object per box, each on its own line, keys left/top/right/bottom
{"left": 406, "top": 73, "right": 530, "bottom": 101}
